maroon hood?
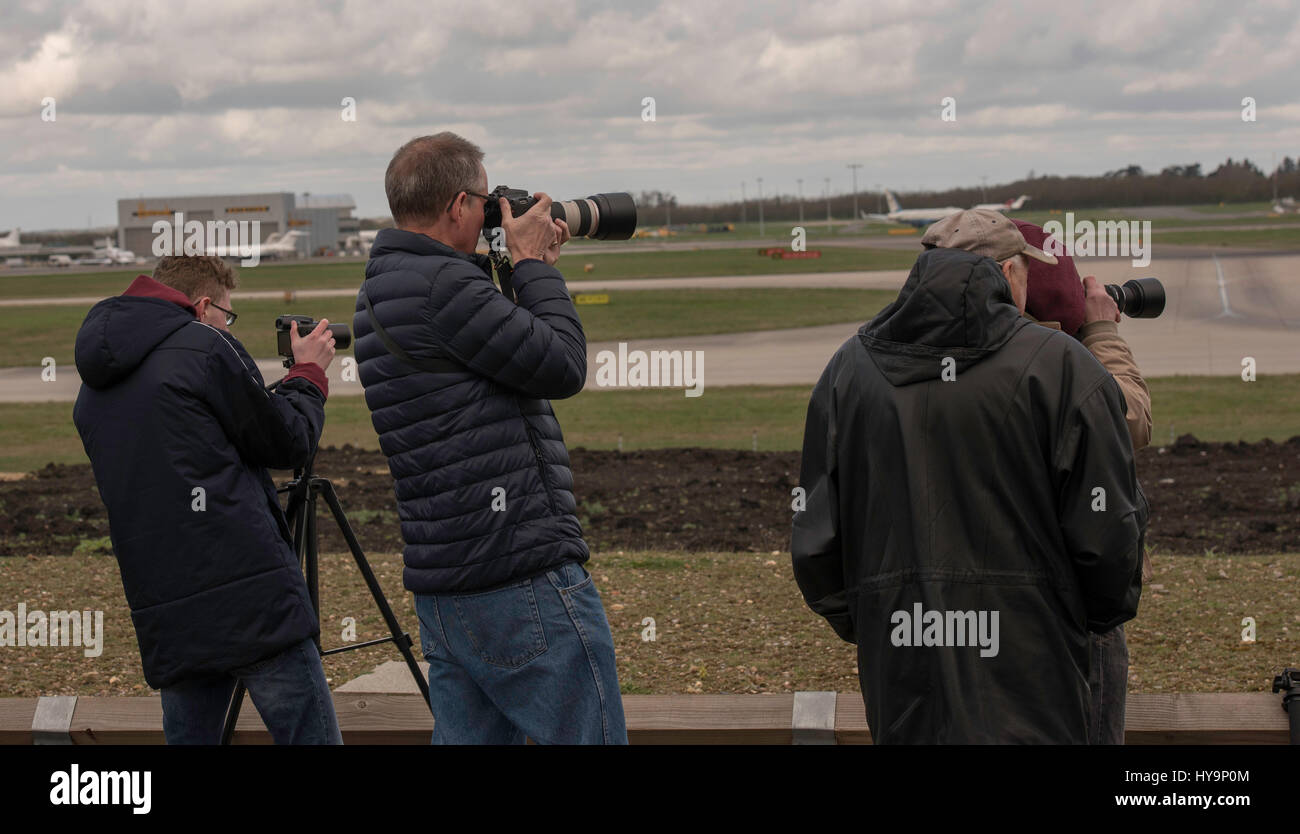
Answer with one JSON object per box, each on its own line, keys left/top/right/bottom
{"left": 110, "top": 273, "right": 327, "bottom": 397}
{"left": 1014, "top": 220, "right": 1086, "bottom": 337}
{"left": 122, "top": 274, "right": 198, "bottom": 317}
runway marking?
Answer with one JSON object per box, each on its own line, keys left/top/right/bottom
{"left": 1212, "top": 254, "right": 1242, "bottom": 319}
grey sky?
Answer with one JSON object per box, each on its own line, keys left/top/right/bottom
{"left": 2, "top": 0, "right": 1299, "bottom": 229}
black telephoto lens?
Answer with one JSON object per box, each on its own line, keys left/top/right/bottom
{"left": 1104, "top": 277, "right": 1166, "bottom": 318}
{"left": 550, "top": 193, "right": 639, "bottom": 240}
{"left": 481, "top": 186, "right": 638, "bottom": 242}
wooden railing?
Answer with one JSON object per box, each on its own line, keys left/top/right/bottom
{"left": 0, "top": 692, "right": 1290, "bottom": 744}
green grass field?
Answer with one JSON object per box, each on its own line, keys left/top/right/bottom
{"left": 1186, "top": 201, "right": 1278, "bottom": 214}
{"left": 1155, "top": 227, "right": 1300, "bottom": 248}
{"left": 0, "top": 246, "right": 916, "bottom": 301}
{"left": 1012, "top": 207, "right": 1300, "bottom": 229}
{"left": 5, "top": 374, "right": 1298, "bottom": 474}
{"left": 2, "top": 288, "right": 897, "bottom": 366}
{"left": 566, "top": 219, "right": 906, "bottom": 244}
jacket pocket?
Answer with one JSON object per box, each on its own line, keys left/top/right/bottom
{"left": 524, "top": 423, "right": 559, "bottom": 513}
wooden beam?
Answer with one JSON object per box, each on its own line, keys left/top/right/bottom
{"left": 0, "top": 692, "right": 1289, "bottom": 744}
{"left": 1124, "top": 693, "right": 1290, "bottom": 745}
{"left": 623, "top": 694, "right": 794, "bottom": 745}
{"left": 0, "top": 700, "right": 36, "bottom": 745}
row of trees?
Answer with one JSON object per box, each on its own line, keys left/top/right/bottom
{"left": 631, "top": 157, "right": 1300, "bottom": 226}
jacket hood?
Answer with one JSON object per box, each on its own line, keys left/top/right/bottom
{"left": 858, "top": 247, "right": 1030, "bottom": 386}
{"left": 75, "top": 275, "right": 198, "bottom": 389}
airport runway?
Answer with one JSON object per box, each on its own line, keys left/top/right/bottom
{"left": 1, "top": 253, "right": 1296, "bottom": 401}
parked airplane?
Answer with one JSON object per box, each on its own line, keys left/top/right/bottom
{"left": 207, "top": 229, "right": 306, "bottom": 259}
{"left": 865, "top": 190, "right": 1032, "bottom": 227}
{"left": 1274, "top": 197, "right": 1298, "bottom": 215}
{"left": 973, "top": 195, "right": 1031, "bottom": 212}
{"left": 864, "top": 190, "right": 963, "bottom": 227}
{"left": 0, "top": 229, "right": 95, "bottom": 261}
{"left": 80, "top": 237, "right": 140, "bottom": 265}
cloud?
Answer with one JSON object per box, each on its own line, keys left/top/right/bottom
{"left": 0, "top": 0, "right": 1298, "bottom": 229}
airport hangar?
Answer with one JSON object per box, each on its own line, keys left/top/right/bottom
{"left": 116, "top": 193, "right": 359, "bottom": 257}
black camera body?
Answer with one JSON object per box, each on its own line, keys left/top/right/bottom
{"left": 275, "top": 315, "right": 351, "bottom": 368}
{"left": 486, "top": 187, "right": 539, "bottom": 225}
{"left": 1103, "top": 277, "right": 1166, "bottom": 318}
{"left": 481, "top": 186, "right": 638, "bottom": 241}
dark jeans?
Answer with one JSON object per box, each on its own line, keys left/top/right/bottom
{"left": 160, "top": 637, "right": 342, "bottom": 745}
{"left": 1088, "top": 624, "right": 1129, "bottom": 745}
{"left": 414, "top": 561, "right": 628, "bottom": 744}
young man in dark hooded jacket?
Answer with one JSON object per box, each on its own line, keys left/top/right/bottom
{"left": 73, "top": 255, "right": 341, "bottom": 744}
{"left": 792, "top": 210, "right": 1147, "bottom": 744}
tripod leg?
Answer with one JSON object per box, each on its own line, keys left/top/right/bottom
{"left": 316, "top": 480, "right": 432, "bottom": 710}
{"left": 305, "top": 485, "right": 320, "bottom": 636}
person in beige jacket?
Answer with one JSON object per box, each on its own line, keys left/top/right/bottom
{"left": 1015, "top": 219, "right": 1151, "bottom": 745}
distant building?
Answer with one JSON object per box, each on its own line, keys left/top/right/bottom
{"left": 298, "top": 193, "right": 359, "bottom": 249}
{"left": 117, "top": 192, "right": 357, "bottom": 258}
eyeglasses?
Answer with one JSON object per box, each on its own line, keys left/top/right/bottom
{"left": 446, "top": 190, "right": 491, "bottom": 213}
{"left": 210, "top": 301, "right": 237, "bottom": 326}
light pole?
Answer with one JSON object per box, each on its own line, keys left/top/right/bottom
{"left": 797, "top": 178, "right": 804, "bottom": 224}
{"left": 847, "top": 163, "right": 862, "bottom": 220}
{"left": 741, "top": 181, "right": 747, "bottom": 225}
{"left": 824, "top": 177, "right": 831, "bottom": 226}
{"left": 757, "top": 177, "right": 764, "bottom": 236}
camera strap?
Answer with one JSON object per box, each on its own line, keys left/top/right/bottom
{"left": 488, "top": 248, "right": 516, "bottom": 303}
{"left": 362, "top": 290, "right": 465, "bottom": 375}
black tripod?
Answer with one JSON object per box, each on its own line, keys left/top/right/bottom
{"left": 1274, "top": 668, "right": 1300, "bottom": 745}
{"left": 220, "top": 452, "right": 431, "bottom": 743}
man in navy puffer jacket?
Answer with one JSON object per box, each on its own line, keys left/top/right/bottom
{"left": 354, "top": 132, "right": 626, "bottom": 744}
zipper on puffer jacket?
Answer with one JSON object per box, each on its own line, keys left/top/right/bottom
{"left": 525, "top": 424, "right": 559, "bottom": 513}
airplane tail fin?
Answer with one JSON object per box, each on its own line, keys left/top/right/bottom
{"left": 883, "top": 189, "right": 901, "bottom": 214}
{"left": 1009, "top": 195, "right": 1030, "bottom": 210}
{"left": 0, "top": 227, "right": 19, "bottom": 246}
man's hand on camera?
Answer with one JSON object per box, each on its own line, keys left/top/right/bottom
{"left": 1082, "top": 275, "right": 1121, "bottom": 324}
{"left": 502, "top": 193, "right": 568, "bottom": 266}
{"left": 291, "top": 319, "right": 337, "bottom": 370}
{"left": 541, "top": 218, "right": 570, "bottom": 266}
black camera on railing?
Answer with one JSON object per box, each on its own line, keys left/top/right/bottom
{"left": 1104, "top": 277, "right": 1166, "bottom": 318}
{"left": 481, "top": 186, "right": 638, "bottom": 241}
{"left": 275, "top": 315, "right": 351, "bottom": 368}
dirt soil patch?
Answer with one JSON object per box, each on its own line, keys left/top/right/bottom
{"left": 0, "top": 434, "right": 1297, "bottom": 558}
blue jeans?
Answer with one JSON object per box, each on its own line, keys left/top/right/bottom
{"left": 1088, "top": 624, "right": 1129, "bottom": 745}
{"left": 415, "top": 561, "right": 627, "bottom": 744}
{"left": 160, "top": 637, "right": 342, "bottom": 745}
